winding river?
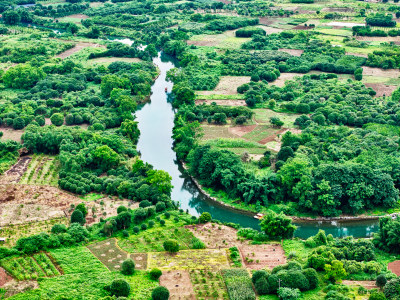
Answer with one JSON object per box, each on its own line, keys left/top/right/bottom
{"left": 135, "top": 52, "right": 380, "bottom": 239}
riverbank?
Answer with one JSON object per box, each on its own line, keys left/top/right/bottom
{"left": 180, "top": 162, "right": 400, "bottom": 223}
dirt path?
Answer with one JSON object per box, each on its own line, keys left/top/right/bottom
{"left": 342, "top": 280, "right": 377, "bottom": 289}
{"left": 56, "top": 42, "right": 105, "bottom": 59}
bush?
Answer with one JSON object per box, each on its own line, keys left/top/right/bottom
{"left": 199, "top": 212, "right": 212, "bottom": 223}
{"left": 51, "top": 224, "right": 67, "bottom": 234}
{"left": 376, "top": 274, "right": 387, "bottom": 288}
{"left": 139, "top": 200, "right": 151, "bottom": 208}
{"left": 303, "top": 268, "right": 319, "bottom": 290}
{"left": 164, "top": 212, "right": 170, "bottom": 219}
{"left": 252, "top": 270, "right": 269, "bottom": 284}
{"left": 121, "top": 259, "right": 135, "bottom": 275}
{"left": 255, "top": 277, "right": 270, "bottom": 295}
{"left": 50, "top": 113, "right": 64, "bottom": 126}
{"left": 149, "top": 220, "right": 155, "bottom": 228}
{"left": 277, "top": 287, "right": 301, "bottom": 300}
{"left": 150, "top": 268, "right": 162, "bottom": 280}
{"left": 117, "top": 206, "right": 128, "bottom": 214}
{"left": 133, "top": 226, "right": 140, "bottom": 234}
{"left": 160, "top": 220, "right": 165, "bottom": 226}
{"left": 163, "top": 239, "right": 179, "bottom": 253}
{"left": 152, "top": 286, "right": 169, "bottom": 300}
{"left": 71, "top": 209, "right": 85, "bottom": 225}
{"left": 109, "top": 279, "right": 130, "bottom": 297}
{"left": 191, "top": 237, "right": 206, "bottom": 249}
{"left": 141, "top": 224, "right": 148, "bottom": 231}
{"left": 370, "top": 291, "right": 387, "bottom": 300}
{"left": 156, "top": 202, "right": 166, "bottom": 212}
{"left": 122, "top": 230, "right": 129, "bottom": 238}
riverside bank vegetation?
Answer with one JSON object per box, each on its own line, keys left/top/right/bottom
{"left": 1, "top": 0, "right": 400, "bottom": 299}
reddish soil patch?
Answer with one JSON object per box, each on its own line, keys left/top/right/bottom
{"left": 0, "top": 267, "right": 12, "bottom": 287}
{"left": 159, "top": 270, "right": 196, "bottom": 300}
{"left": 259, "top": 18, "right": 279, "bottom": 27}
{"left": 292, "top": 25, "right": 313, "bottom": 30}
{"left": 342, "top": 280, "right": 377, "bottom": 289}
{"left": 322, "top": 7, "right": 353, "bottom": 13}
{"left": 228, "top": 125, "right": 257, "bottom": 137}
{"left": 239, "top": 244, "right": 286, "bottom": 270}
{"left": 186, "top": 223, "right": 245, "bottom": 249}
{"left": 196, "top": 100, "right": 246, "bottom": 106}
{"left": 362, "top": 67, "right": 400, "bottom": 78}
{"left": 345, "top": 52, "right": 367, "bottom": 58}
{"left": 364, "top": 83, "right": 397, "bottom": 97}
{"left": 279, "top": 48, "right": 303, "bottom": 57}
{"left": 388, "top": 260, "right": 400, "bottom": 276}
{"left": 1, "top": 156, "right": 31, "bottom": 184}
{"left": 56, "top": 42, "right": 105, "bottom": 59}
{"left": 0, "top": 128, "right": 24, "bottom": 143}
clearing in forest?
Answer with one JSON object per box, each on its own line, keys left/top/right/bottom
{"left": 187, "top": 30, "right": 250, "bottom": 49}
{"left": 0, "top": 128, "right": 24, "bottom": 143}
{"left": 148, "top": 249, "right": 230, "bottom": 271}
{"left": 56, "top": 42, "right": 105, "bottom": 59}
{"left": 19, "top": 155, "right": 60, "bottom": 186}
{"left": 197, "top": 76, "right": 250, "bottom": 96}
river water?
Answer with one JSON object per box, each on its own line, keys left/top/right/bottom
{"left": 135, "top": 52, "right": 380, "bottom": 239}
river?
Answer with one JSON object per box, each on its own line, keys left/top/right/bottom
{"left": 134, "top": 52, "right": 380, "bottom": 239}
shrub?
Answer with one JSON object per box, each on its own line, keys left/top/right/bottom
{"left": 163, "top": 239, "right": 179, "bottom": 253}
{"left": 156, "top": 202, "right": 166, "bottom": 212}
{"left": 108, "top": 279, "right": 130, "bottom": 297}
{"left": 164, "top": 212, "right": 170, "bottom": 219}
{"left": 376, "top": 274, "right": 387, "bottom": 288}
{"left": 150, "top": 268, "right": 162, "bottom": 280}
{"left": 51, "top": 224, "right": 67, "bottom": 234}
{"left": 384, "top": 278, "right": 400, "bottom": 299}
{"left": 252, "top": 270, "right": 269, "bottom": 284}
{"left": 141, "top": 224, "right": 148, "bottom": 231}
{"left": 191, "top": 237, "right": 206, "bottom": 249}
{"left": 50, "top": 113, "right": 64, "bottom": 126}
{"left": 303, "top": 268, "right": 319, "bottom": 290}
{"left": 133, "top": 226, "right": 139, "bottom": 234}
{"left": 149, "top": 220, "right": 155, "bottom": 228}
{"left": 370, "top": 291, "right": 387, "bottom": 300}
{"left": 277, "top": 287, "right": 300, "bottom": 300}
{"left": 121, "top": 259, "right": 135, "bottom": 275}
{"left": 255, "top": 277, "right": 270, "bottom": 295}
{"left": 152, "top": 286, "right": 169, "bottom": 300}
{"left": 122, "top": 230, "right": 129, "bottom": 238}
{"left": 139, "top": 200, "right": 151, "bottom": 208}
{"left": 71, "top": 210, "right": 85, "bottom": 225}
{"left": 160, "top": 220, "right": 165, "bottom": 226}
{"left": 117, "top": 206, "right": 128, "bottom": 214}
{"left": 199, "top": 212, "right": 212, "bottom": 223}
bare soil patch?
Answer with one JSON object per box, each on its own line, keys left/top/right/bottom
{"left": 279, "top": 48, "right": 303, "bottom": 57}
{"left": 322, "top": 7, "right": 353, "bottom": 13}
{"left": 345, "top": 52, "right": 367, "bottom": 58}
{"left": 388, "top": 260, "right": 400, "bottom": 276}
{"left": 84, "top": 197, "right": 138, "bottom": 224}
{"left": 196, "top": 99, "right": 246, "bottom": 106}
{"left": 1, "top": 280, "right": 38, "bottom": 298}
{"left": 272, "top": 73, "right": 304, "bottom": 87}
{"left": 342, "top": 280, "right": 377, "bottom": 289}
{"left": 0, "top": 128, "right": 24, "bottom": 143}
{"left": 197, "top": 76, "right": 250, "bottom": 96}
{"left": 1, "top": 156, "right": 31, "bottom": 184}
{"left": 258, "top": 18, "right": 280, "bottom": 27}
{"left": 364, "top": 83, "right": 397, "bottom": 97}
{"left": 87, "top": 57, "right": 142, "bottom": 65}
{"left": 56, "top": 42, "right": 105, "bottom": 59}
{"left": 228, "top": 125, "right": 257, "bottom": 137}
{"left": 0, "top": 184, "right": 80, "bottom": 226}
{"left": 88, "top": 238, "right": 147, "bottom": 271}
{"left": 356, "top": 36, "right": 400, "bottom": 42}
{"left": 239, "top": 244, "right": 286, "bottom": 270}
{"left": 362, "top": 67, "right": 400, "bottom": 78}
{"left": 160, "top": 270, "right": 196, "bottom": 300}
{"left": 293, "top": 25, "right": 313, "bottom": 30}
{"left": 0, "top": 267, "right": 12, "bottom": 287}
{"left": 186, "top": 223, "right": 245, "bottom": 249}
{"left": 187, "top": 30, "right": 238, "bottom": 47}
{"left": 65, "top": 13, "right": 88, "bottom": 20}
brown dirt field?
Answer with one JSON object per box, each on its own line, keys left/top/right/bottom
{"left": 56, "top": 42, "right": 106, "bottom": 59}
{"left": 272, "top": 73, "right": 304, "bottom": 87}
{"left": 364, "top": 83, "right": 397, "bottom": 97}
{"left": 228, "top": 125, "right": 257, "bottom": 137}
{"left": 356, "top": 36, "right": 400, "bottom": 42}
{"left": 0, "top": 267, "right": 12, "bottom": 287}
{"left": 1, "top": 156, "right": 31, "bottom": 184}
{"left": 239, "top": 244, "right": 286, "bottom": 270}
{"left": 0, "top": 128, "right": 24, "bottom": 143}
{"left": 362, "top": 67, "right": 400, "bottom": 78}
{"left": 258, "top": 18, "right": 280, "bottom": 27}
{"left": 279, "top": 48, "right": 304, "bottom": 57}
{"left": 160, "top": 270, "right": 196, "bottom": 300}
{"left": 292, "top": 25, "right": 313, "bottom": 30}
{"left": 345, "top": 52, "right": 368, "bottom": 58}
{"left": 88, "top": 238, "right": 147, "bottom": 271}
{"left": 388, "top": 260, "right": 400, "bottom": 276}
{"left": 0, "top": 184, "right": 80, "bottom": 226}
{"left": 342, "top": 280, "right": 377, "bottom": 290}
{"left": 186, "top": 223, "right": 246, "bottom": 249}
{"left": 196, "top": 100, "right": 246, "bottom": 106}
{"left": 322, "top": 7, "right": 353, "bottom": 12}
{"left": 1, "top": 280, "right": 38, "bottom": 298}
{"left": 87, "top": 57, "right": 142, "bottom": 65}
{"left": 197, "top": 76, "right": 250, "bottom": 96}
{"left": 64, "top": 13, "right": 89, "bottom": 20}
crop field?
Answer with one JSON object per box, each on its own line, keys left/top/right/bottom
{"left": 187, "top": 30, "right": 250, "bottom": 49}
{"left": 190, "top": 269, "right": 229, "bottom": 300}
{"left": 0, "top": 218, "right": 68, "bottom": 247}
{"left": 19, "top": 155, "right": 60, "bottom": 186}
{"left": 0, "top": 253, "right": 61, "bottom": 280}
{"left": 148, "top": 249, "right": 230, "bottom": 271}
{"left": 221, "top": 269, "right": 255, "bottom": 300}
{"left": 118, "top": 217, "right": 196, "bottom": 253}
